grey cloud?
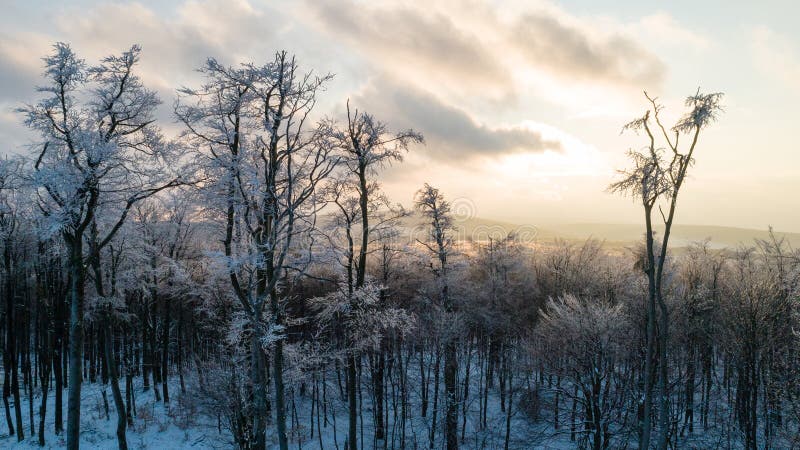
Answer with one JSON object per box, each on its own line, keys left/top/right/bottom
{"left": 57, "top": 1, "right": 284, "bottom": 77}
{"left": 308, "top": 0, "right": 665, "bottom": 92}
{"left": 514, "top": 12, "right": 666, "bottom": 86}
{"left": 0, "top": 58, "right": 36, "bottom": 101}
{"left": 307, "top": 0, "right": 511, "bottom": 91}
{"left": 352, "top": 78, "right": 562, "bottom": 161}
{"left": 0, "top": 1, "right": 293, "bottom": 149}
{"left": 0, "top": 107, "right": 36, "bottom": 153}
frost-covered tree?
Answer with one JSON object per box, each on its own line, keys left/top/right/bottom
{"left": 672, "top": 240, "right": 723, "bottom": 435}
{"left": 610, "top": 90, "right": 723, "bottom": 450}
{"left": 719, "top": 234, "right": 800, "bottom": 449}
{"left": 415, "top": 183, "right": 459, "bottom": 450}
{"left": 536, "top": 295, "right": 631, "bottom": 450}
{"left": 18, "top": 43, "right": 183, "bottom": 450}
{"left": 324, "top": 100, "right": 422, "bottom": 291}
{"left": 176, "top": 51, "right": 335, "bottom": 450}
{"left": 320, "top": 106, "right": 420, "bottom": 447}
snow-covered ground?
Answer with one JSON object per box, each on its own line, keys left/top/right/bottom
{"left": 1, "top": 365, "right": 757, "bottom": 449}
{"left": 1, "top": 369, "right": 574, "bottom": 450}
{"left": 1, "top": 379, "right": 229, "bottom": 449}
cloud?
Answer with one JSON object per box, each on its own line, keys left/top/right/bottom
{"left": 0, "top": 32, "right": 56, "bottom": 100}
{"left": 0, "top": 53, "right": 36, "bottom": 101}
{"left": 304, "top": 0, "right": 669, "bottom": 115}
{"left": 52, "top": 0, "right": 284, "bottom": 92}
{"left": 0, "top": 104, "right": 36, "bottom": 152}
{"left": 351, "top": 77, "right": 562, "bottom": 161}
{"left": 512, "top": 11, "right": 666, "bottom": 86}
{"left": 0, "top": 0, "right": 667, "bottom": 161}
{"left": 750, "top": 26, "right": 800, "bottom": 92}
{"left": 306, "top": 0, "right": 513, "bottom": 99}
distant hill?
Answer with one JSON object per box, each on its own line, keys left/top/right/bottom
{"left": 398, "top": 213, "right": 541, "bottom": 244}
{"left": 543, "top": 223, "right": 800, "bottom": 248}
{"left": 399, "top": 214, "right": 799, "bottom": 249}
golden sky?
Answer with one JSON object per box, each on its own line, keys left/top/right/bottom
{"left": 2, "top": 0, "right": 799, "bottom": 230}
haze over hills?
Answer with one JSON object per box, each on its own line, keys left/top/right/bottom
{"left": 405, "top": 214, "right": 800, "bottom": 248}
{"left": 541, "top": 223, "right": 800, "bottom": 248}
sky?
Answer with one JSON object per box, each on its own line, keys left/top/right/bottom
{"left": 1, "top": 0, "right": 799, "bottom": 231}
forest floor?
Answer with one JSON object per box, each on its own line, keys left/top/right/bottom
{"left": 0, "top": 366, "right": 763, "bottom": 449}
{"left": 0, "top": 378, "right": 228, "bottom": 449}
{"left": 0, "top": 371, "right": 574, "bottom": 450}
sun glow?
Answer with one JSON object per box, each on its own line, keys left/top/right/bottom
{"left": 488, "top": 121, "right": 610, "bottom": 179}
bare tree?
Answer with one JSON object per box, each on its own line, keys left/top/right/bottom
{"left": 19, "top": 43, "right": 182, "bottom": 450}
{"left": 415, "top": 183, "right": 459, "bottom": 450}
{"left": 176, "top": 51, "right": 335, "bottom": 450}
{"left": 611, "top": 89, "right": 723, "bottom": 449}
{"left": 323, "top": 102, "right": 421, "bottom": 449}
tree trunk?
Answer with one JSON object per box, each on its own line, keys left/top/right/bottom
{"left": 684, "top": 343, "right": 696, "bottom": 434}
{"left": 66, "top": 238, "right": 85, "bottom": 450}
{"left": 640, "top": 204, "right": 657, "bottom": 450}
{"left": 161, "top": 296, "right": 170, "bottom": 406}
{"left": 374, "top": 348, "right": 385, "bottom": 443}
{"left": 273, "top": 338, "right": 289, "bottom": 450}
{"left": 429, "top": 349, "right": 440, "bottom": 450}
{"left": 461, "top": 343, "right": 471, "bottom": 441}
{"left": 251, "top": 328, "right": 267, "bottom": 450}
{"left": 3, "top": 367, "right": 13, "bottom": 437}
{"left": 102, "top": 317, "right": 128, "bottom": 450}
{"left": 444, "top": 340, "right": 458, "bottom": 450}
{"left": 504, "top": 368, "right": 514, "bottom": 450}
{"left": 53, "top": 298, "right": 64, "bottom": 434}
{"left": 347, "top": 354, "right": 357, "bottom": 450}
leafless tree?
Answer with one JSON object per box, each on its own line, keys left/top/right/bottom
{"left": 610, "top": 89, "right": 723, "bottom": 450}
{"left": 415, "top": 183, "right": 459, "bottom": 450}
{"left": 176, "top": 51, "right": 335, "bottom": 450}
{"left": 19, "top": 43, "right": 183, "bottom": 450}
{"left": 322, "top": 103, "right": 421, "bottom": 449}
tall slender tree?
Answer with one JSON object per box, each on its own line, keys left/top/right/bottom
{"left": 611, "top": 89, "right": 723, "bottom": 449}
{"left": 176, "top": 52, "right": 335, "bottom": 450}
{"left": 19, "top": 43, "right": 182, "bottom": 450}
{"left": 415, "top": 184, "right": 458, "bottom": 450}
{"left": 324, "top": 101, "right": 421, "bottom": 449}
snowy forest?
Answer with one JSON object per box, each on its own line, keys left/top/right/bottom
{"left": 0, "top": 40, "right": 799, "bottom": 450}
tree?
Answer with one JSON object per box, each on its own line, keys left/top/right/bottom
{"left": 0, "top": 158, "right": 25, "bottom": 441}
{"left": 717, "top": 234, "right": 800, "bottom": 449}
{"left": 87, "top": 227, "right": 130, "bottom": 450}
{"left": 610, "top": 89, "right": 723, "bottom": 449}
{"left": 673, "top": 240, "right": 723, "bottom": 436}
{"left": 323, "top": 101, "right": 422, "bottom": 448}
{"left": 415, "top": 183, "right": 459, "bottom": 450}
{"left": 19, "top": 43, "right": 182, "bottom": 450}
{"left": 176, "top": 51, "right": 335, "bottom": 450}
{"left": 537, "top": 295, "right": 630, "bottom": 450}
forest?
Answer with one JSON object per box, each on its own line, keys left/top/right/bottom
{"left": 0, "top": 42, "right": 798, "bottom": 450}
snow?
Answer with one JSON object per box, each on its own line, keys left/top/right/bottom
{"left": 1, "top": 365, "right": 578, "bottom": 450}
{"left": 1, "top": 361, "right": 758, "bottom": 449}
{"left": 2, "top": 379, "right": 229, "bottom": 449}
